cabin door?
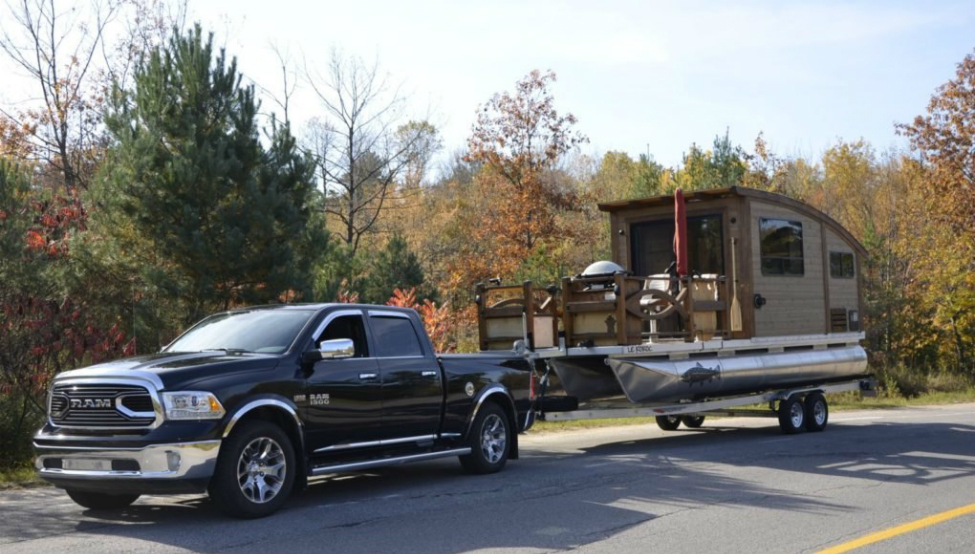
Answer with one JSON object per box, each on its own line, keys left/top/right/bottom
{"left": 629, "top": 215, "right": 726, "bottom": 337}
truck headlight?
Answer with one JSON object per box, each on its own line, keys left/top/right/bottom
{"left": 162, "top": 391, "right": 225, "bottom": 420}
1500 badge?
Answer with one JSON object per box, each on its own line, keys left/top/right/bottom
{"left": 310, "top": 394, "right": 330, "bottom": 406}
{"left": 293, "top": 394, "right": 330, "bottom": 406}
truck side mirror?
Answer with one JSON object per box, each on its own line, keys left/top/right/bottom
{"left": 302, "top": 339, "right": 355, "bottom": 364}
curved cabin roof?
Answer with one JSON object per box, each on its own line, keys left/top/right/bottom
{"left": 597, "top": 186, "right": 867, "bottom": 256}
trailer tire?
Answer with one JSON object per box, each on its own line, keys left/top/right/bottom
{"left": 777, "top": 396, "right": 806, "bottom": 434}
{"left": 460, "top": 403, "right": 510, "bottom": 474}
{"left": 66, "top": 490, "right": 139, "bottom": 510}
{"left": 804, "top": 392, "right": 829, "bottom": 432}
{"left": 681, "top": 415, "right": 705, "bottom": 428}
{"left": 655, "top": 415, "right": 681, "bottom": 431}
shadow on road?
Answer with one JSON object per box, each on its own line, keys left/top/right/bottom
{"left": 7, "top": 418, "right": 975, "bottom": 554}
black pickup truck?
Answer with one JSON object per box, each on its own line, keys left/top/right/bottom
{"left": 34, "top": 304, "right": 535, "bottom": 518}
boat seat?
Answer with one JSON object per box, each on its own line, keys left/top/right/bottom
{"left": 640, "top": 274, "right": 672, "bottom": 308}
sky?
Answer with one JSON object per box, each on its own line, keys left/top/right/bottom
{"left": 5, "top": 0, "right": 975, "bottom": 169}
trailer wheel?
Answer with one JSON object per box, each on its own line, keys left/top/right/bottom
{"left": 804, "top": 392, "right": 829, "bottom": 432}
{"left": 777, "top": 396, "right": 806, "bottom": 434}
{"left": 655, "top": 415, "right": 681, "bottom": 431}
{"left": 681, "top": 415, "right": 705, "bottom": 428}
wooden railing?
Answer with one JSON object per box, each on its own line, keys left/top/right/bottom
{"left": 475, "top": 281, "right": 559, "bottom": 350}
{"left": 476, "top": 273, "right": 732, "bottom": 350}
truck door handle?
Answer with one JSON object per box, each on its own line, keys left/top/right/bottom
{"left": 421, "top": 370, "right": 438, "bottom": 377}
{"left": 358, "top": 373, "right": 378, "bottom": 380}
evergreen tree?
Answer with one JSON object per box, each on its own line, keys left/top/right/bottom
{"left": 98, "top": 25, "right": 325, "bottom": 323}
{"left": 361, "top": 234, "right": 431, "bottom": 304}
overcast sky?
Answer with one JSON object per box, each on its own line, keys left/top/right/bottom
{"left": 6, "top": 0, "right": 975, "bottom": 168}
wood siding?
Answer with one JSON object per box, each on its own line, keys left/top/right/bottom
{"left": 749, "top": 200, "right": 827, "bottom": 337}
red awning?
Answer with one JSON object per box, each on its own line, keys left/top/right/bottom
{"left": 673, "top": 189, "right": 689, "bottom": 277}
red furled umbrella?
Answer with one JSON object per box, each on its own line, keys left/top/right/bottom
{"left": 673, "top": 188, "right": 689, "bottom": 277}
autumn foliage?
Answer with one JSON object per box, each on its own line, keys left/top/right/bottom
{"left": 386, "top": 288, "right": 457, "bottom": 353}
{"left": 1, "top": 5, "right": 974, "bottom": 471}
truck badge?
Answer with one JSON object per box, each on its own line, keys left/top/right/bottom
{"left": 464, "top": 382, "right": 475, "bottom": 397}
{"left": 70, "top": 398, "right": 113, "bottom": 409}
{"left": 309, "top": 393, "right": 330, "bottom": 406}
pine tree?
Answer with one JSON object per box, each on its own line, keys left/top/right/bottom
{"left": 98, "top": 25, "right": 325, "bottom": 323}
{"left": 361, "top": 234, "right": 431, "bottom": 304}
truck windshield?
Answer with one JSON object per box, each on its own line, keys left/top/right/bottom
{"left": 165, "top": 309, "right": 315, "bottom": 354}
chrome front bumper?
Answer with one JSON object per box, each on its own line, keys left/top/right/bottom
{"left": 35, "top": 440, "right": 221, "bottom": 481}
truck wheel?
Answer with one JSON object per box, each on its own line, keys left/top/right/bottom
{"left": 656, "top": 415, "right": 681, "bottom": 431}
{"left": 777, "top": 396, "right": 806, "bottom": 434}
{"left": 681, "top": 415, "right": 706, "bottom": 428}
{"left": 804, "top": 392, "right": 829, "bottom": 432}
{"left": 459, "top": 403, "right": 510, "bottom": 474}
{"left": 66, "top": 489, "right": 139, "bottom": 510}
{"left": 209, "top": 421, "right": 295, "bottom": 518}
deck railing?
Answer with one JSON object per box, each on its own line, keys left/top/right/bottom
{"left": 476, "top": 273, "right": 731, "bottom": 350}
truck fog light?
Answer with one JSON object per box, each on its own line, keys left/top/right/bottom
{"left": 166, "top": 451, "right": 181, "bottom": 472}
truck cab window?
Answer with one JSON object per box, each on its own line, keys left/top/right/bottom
{"left": 318, "top": 315, "right": 369, "bottom": 357}
{"left": 370, "top": 316, "right": 424, "bottom": 357}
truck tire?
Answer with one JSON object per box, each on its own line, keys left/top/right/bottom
{"left": 66, "top": 489, "right": 139, "bottom": 510}
{"left": 804, "top": 392, "right": 829, "bottom": 432}
{"left": 459, "top": 403, "right": 510, "bottom": 474}
{"left": 777, "top": 396, "right": 806, "bottom": 434}
{"left": 656, "top": 415, "right": 681, "bottom": 431}
{"left": 208, "top": 420, "right": 296, "bottom": 519}
{"left": 681, "top": 415, "right": 706, "bottom": 428}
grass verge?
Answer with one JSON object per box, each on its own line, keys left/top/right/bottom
{"left": 530, "top": 389, "right": 975, "bottom": 434}
{"left": 0, "top": 465, "right": 45, "bottom": 490}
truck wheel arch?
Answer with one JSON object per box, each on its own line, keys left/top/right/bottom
{"left": 222, "top": 398, "right": 307, "bottom": 486}
{"left": 465, "top": 386, "right": 519, "bottom": 460}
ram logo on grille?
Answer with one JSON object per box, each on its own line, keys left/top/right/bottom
{"left": 69, "top": 398, "right": 114, "bottom": 409}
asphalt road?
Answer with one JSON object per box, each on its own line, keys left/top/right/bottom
{"left": 3, "top": 403, "right": 975, "bottom": 554}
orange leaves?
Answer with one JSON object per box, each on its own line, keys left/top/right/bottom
{"left": 25, "top": 230, "right": 46, "bottom": 251}
{"left": 386, "top": 287, "right": 418, "bottom": 308}
{"left": 897, "top": 51, "right": 975, "bottom": 235}
{"left": 386, "top": 288, "right": 457, "bottom": 352}
{"left": 455, "top": 69, "right": 592, "bottom": 293}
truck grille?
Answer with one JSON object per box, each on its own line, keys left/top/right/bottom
{"left": 50, "top": 384, "right": 157, "bottom": 428}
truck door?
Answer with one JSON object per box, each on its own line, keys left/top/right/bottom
{"left": 367, "top": 311, "right": 443, "bottom": 440}
{"left": 303, "top": 310, "right": 383, "bottom": 455}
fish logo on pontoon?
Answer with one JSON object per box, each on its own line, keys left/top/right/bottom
{"left": 681, "top": 363, "right": 720, "bottom": 385}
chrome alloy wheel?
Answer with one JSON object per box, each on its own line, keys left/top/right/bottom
{"left": 790, "top": 402, "right": 805, "bottom": 429}
{"left": 480, "top": 414, "right": 507, "bottom": 464}
{"left": 812, "top": 399, "right": 827, "bottom": 426}
{"left": 237, "top": 437, "right": 287, "bottom": 504}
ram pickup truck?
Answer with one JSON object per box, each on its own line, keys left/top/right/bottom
{"left": 34, "top": 304, "right": 535, "bottom": 518}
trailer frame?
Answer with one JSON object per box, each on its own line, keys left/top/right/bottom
{"left": 537, "top": 377, "right": 876, "bottom": 433}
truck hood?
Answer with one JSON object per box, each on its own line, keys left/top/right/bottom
{"left": 53, "top": 351, "right": 281, "bottom": 391}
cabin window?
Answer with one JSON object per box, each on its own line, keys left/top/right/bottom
{"left": 829, "top": 251, "right": 855, "bottom": 278}
{"left": 759, "top": 218, "right": 804, "bottom": 276}
{"left": 629, "top": 214, "right": 725, "bottom": 276}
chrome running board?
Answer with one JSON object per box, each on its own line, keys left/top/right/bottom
{"left": 309, "top": 448, "right": 471, "bottom": 476}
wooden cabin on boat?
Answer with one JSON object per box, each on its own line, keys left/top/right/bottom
{"left": 476, "top": 186, "right": 866, "bottom": 350}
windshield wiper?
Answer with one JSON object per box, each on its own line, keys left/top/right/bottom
{"left": 205, "top": 348, "right": 250, "bottom": 354}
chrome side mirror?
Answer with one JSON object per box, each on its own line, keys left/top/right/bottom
{"left": 318, "top": 338, "right": 355, "bottom": 359}
{"left": 302, "top": 338, "right": 355, "bottom": 364}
